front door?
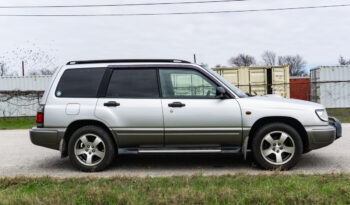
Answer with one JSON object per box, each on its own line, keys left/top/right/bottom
{"left": 159, "top": 68, "right": 242, "bottom": 146}
{"left": 95, "top": 68, "right": 163, "bottom": 147}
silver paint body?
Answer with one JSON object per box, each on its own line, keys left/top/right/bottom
{"left": 31, "top": 62, "right": 335, "bottom": 153}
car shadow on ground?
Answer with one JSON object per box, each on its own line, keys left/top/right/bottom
{"left": 33, "top": 152, "right": 335, "bottom": 174}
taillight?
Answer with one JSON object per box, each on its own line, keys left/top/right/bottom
{"left": 36, "top": 113, "right": 43, "bottom": 123}
{"left": 36, "top": 105, "right": 45, "bottom": 128}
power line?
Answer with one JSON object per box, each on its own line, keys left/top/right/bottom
{"left": 0, "top": 0, "right": 245, "bottom": 9}
{"left": 0, "top": 4, "right": 349, "bottom": 17}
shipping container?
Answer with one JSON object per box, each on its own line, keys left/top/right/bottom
{"left": 0, "top": 75, "right": 52, "bottom": 117}
{"left": 212, "top": 65, "right": 290, "bottom": 97}
{"left": 290, "top": 77, "right": 310, "bottom": 101}
{"left": 310, "top": 65, "right": 350, "bottom": 108}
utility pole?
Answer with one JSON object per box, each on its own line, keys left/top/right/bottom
{"left": 22, "top": 61, "right": 24, "bottom": 76}
{"left": 193, "top": 54, "right": 197, "bottom": 64}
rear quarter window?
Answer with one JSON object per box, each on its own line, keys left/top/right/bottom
{"left": 55, "top": 68, "right": 105, "bottom": 98}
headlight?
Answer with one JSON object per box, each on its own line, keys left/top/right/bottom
{"left": 315, "top": 109, "right": 328, "bottom": 122}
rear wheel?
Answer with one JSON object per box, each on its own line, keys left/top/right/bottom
{"left": 68, "top": 126, "right": 115, "bottom": 172}
{"left": 252, "top": 123, "right": 303, "bottom": 170}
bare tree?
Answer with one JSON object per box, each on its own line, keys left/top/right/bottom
{"left": 2, "top": 44, "right": 58, "bottom": 76}
{"left": 0, "top": 62, "right": 7, "bottom": 76}
{"left": 262, "top": 50, "right": 276, "bottom": 66}
{"left": 29, "top": 68, "right": 55, "bottom": 75}
{"left": 199, "top": 63, "right": 209, "bottom": 69}
{"left": 339, "top": 56, "right": 350, "bottom": 65}
{"left": 278, "top": 55, "right": 307, "bottom": 76}
{"left": 229, "top": 54, "right": 256, "bottom": 67}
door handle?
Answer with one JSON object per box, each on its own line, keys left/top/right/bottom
{"left": 104, "top": 101, "right": 120, "bottom": 107}
{"left": 168, "top": 102, "right": 186, "bottom": 108}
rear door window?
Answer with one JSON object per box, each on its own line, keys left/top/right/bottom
{"left": 106, "top": 69, "right": 159, "bottom": 98}
{"left": 55, "top": 68, "right": 105, "bottom": 98}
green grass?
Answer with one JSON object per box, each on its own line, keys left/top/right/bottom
{"left": 327, "top": 108, "right": 350, "bottom": 123}
{"left": 0, "top": 117, "right": 36, "bottom": 130}
{"left": 0, "top": 174, "right": 350, "bottom": 204}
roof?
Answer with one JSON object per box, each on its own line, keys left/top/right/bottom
{"left": 290, "top": 76, "right": 310, "bottom": 79}
{"left": 212, "top": 65, "right": 289, "bottom": 71}
{"left": 310, "top": 65, "right": 350, "bottom": 71}
{"left": 66, "top": 59, "right": 191, "bottom": 65}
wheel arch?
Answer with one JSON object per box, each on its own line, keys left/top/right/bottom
{"left": 61, "top": 119, "right": 117, "bottom": 157}
{"left": 247, "top": 117, "right": 309, "bottom": 153}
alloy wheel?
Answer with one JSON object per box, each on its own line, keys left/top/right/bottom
{"left": 260, "top": 131, "right": 295, "bottom": 165}
{"left": 74, "top": 133, "right": 106, "bottom": 166}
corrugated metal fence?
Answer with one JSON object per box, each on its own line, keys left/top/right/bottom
{"left": 0, "top": 75, "right": 52, "bottom": 117}
{"left": 310, "top": 66, "right": 350, "bottom": 108}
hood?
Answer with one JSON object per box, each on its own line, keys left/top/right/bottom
{"left": 236, "top": 95, "right": 324, "bottom": 110}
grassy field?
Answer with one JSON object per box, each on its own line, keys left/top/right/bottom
{"left": 0, "top": 117, "right": 35, "bottom": 130}
{"left": 0, "top": 174, "right": 349, "bottom": 204}
{"left": 327, "top": 108, "right": 350, "bottom": 123}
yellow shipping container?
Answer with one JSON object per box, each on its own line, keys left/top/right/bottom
{"left": 212, "top": 65, "right": 290, "bottom": 97}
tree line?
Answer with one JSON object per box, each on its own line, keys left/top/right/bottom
{"left": 225, "top": 51, "right": 307, "bottom": 76}
{"left": 1, "top": 47, "right": 349, "bottom": 77}
{"left": 0, "top": 46, "right": 58, "bottom": 77}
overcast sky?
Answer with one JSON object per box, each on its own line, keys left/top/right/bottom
{"left": 0, "top": 0, "right": 349, "bottom": 74}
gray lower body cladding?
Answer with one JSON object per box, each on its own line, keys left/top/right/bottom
{"left": 30, "top": 123, "right": 341, "bottom": 154}
{"left": 30, "top": 127, "right": 65, "bottom": 150}
{"left": 306, "top": 125, "right": 337, "bottom": 150}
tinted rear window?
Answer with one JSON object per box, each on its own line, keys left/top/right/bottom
{"left": 106, "top": 69, "right": 159, "bottom": 98}
{"left": 56, "top": 68, "right": 105, "bottom": 98}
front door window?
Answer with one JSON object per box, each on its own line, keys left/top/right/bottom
{"left": 159, "top": 69, "right": 217, "bottom": 98}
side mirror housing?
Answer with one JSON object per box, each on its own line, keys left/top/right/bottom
{"left": 216, "top": 86, "right": 226, "bottom": 98}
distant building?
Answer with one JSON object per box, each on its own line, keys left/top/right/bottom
{"left": 310, "top": 65, "right": 350, "bottom": 108}
{"left": 0, "top": 75, "right": 52, "bottom": 117}
{"left": 212, "top": 65, "right": 290, "bottom": 97}
{"left": 290, "top": 76, "right": 311, "bottom": 101}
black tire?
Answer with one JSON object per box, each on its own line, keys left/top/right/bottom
{"left": 68, "top": 125, "right": 116, "bottom": 172}
{"left": 251, "top": 123, "right": 303, "bottom": 170}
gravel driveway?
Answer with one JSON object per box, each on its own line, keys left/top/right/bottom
{"left": 1, "top": 124, "right": 349, "bottom": 178}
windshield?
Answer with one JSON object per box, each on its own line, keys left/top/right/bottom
{"left": 204, "top": 67, "right": 247, "bottom": 98}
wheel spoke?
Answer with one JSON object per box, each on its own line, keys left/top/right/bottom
{"left": 283, "top": 146, "right": 295, "bottom": 154}
{"left": 275, "top": 152, "right": 283, "bottom": 163}
{"left": 279, "top": 133, "right": 289, "bottom": 144}
{"left": 94, "top": 150, "right": 105, "bottom": 159}
{"left": 264, "top": 134, "right": 274, "bottom": 145}
{"left": 262, "top": 147, "right": 274, "bottom": 157}
{"left": 92, "top": 137, "right": 102, "bottom": 147}
{"left": 75, "top": 148, "right": 86, "bottom": 156}
{"left": 86, "top": 154, "right": 93, "bottom": 164}
{"left": 80, "top": 135, "right": 89, "bottom": 146}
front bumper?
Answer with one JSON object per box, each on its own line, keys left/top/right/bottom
{"left": 306, "top": 117, "right": 342, "bottom": 150}
{"left": 30, "top": 127, "right": 65, "bottom": 150}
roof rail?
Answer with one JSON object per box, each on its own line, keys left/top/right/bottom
{"left": 66, "top": 59, "right": 191, "bottom": 65}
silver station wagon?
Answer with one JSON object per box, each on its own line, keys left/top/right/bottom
{"left": 30, "top": 59, "right": 342, "bottom": 172}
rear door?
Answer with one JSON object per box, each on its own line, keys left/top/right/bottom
{"left": 95, "top": 68, "right": 164, "bottom": 147}
{"left": 159, "top": 68, "right": 242, "bottom": 146}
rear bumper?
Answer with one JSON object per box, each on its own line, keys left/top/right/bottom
{"left": 30, "top": 127, "right": 65, "bottom": 150}
{"left": 306, "top": 117, "right": 342, "bottom": 150}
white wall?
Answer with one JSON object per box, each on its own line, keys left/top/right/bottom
{"left": 310, "top": 66, "right": 350, "bottom": 108}
{"left": 0, "top": 75, "right": 52, "bottom": 117}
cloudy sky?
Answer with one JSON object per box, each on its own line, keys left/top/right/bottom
{"left": 0, "top": 0, "right": 349, "bottom": 74}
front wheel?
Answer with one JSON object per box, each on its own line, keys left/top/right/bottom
{"left": 68, "top": 126, "right": 116, "bottom": 172}
{"left": 251, "top": 123, "right": 303, "bottom": 170}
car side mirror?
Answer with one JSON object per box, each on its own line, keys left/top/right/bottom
{"left": 216, "top": 87, "right": 226, "bottom": 98}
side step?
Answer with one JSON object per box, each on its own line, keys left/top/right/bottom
{"left": 118, "top": 146, "right": 241, "bottom": 155}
